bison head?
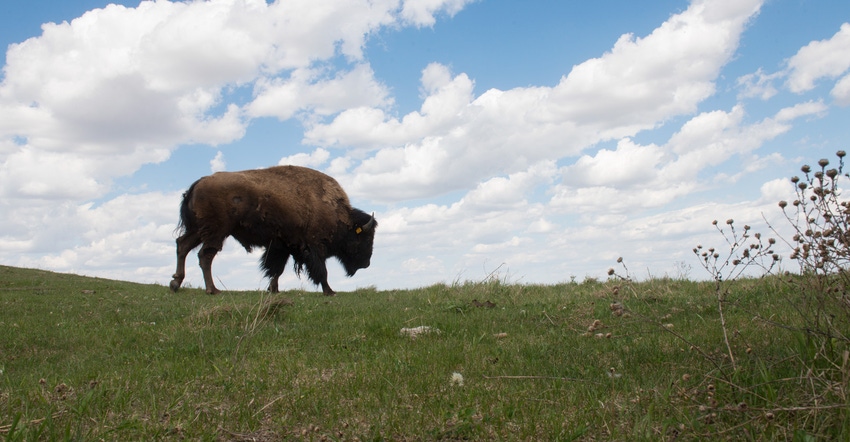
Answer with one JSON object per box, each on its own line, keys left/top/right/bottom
{"left": 339, "top": 209, "right": 377, "bottom": 276}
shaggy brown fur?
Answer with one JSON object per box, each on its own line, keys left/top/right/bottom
{"left": 169, "top": 166, "right": 376, "bottom": 295}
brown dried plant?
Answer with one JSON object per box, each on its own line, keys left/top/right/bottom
{"left": 773, "top": 150, "right": 850, "bottom": 345}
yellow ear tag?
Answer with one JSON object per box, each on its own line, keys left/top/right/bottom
{"left": 356, "top": 227, "right": 363, "bottom": 234}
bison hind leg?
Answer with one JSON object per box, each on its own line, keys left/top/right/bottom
{"left": 171, "top": 230, "right": 202, "bottom": 292}
{"left": 260, "top": 243, "right": 290, "bottom": 293}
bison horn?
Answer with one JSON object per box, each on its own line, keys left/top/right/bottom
{"left": 362, "top": 212, "right": 376, "bottom": 232}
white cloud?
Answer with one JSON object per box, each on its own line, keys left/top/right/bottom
{"left": 774, "top": 100, "right": 827, "bottom": 122}
{"left": 832, "top": 73, "right": 850, "bottom": 106}
{"left": 548, "top": 98, "right": 824, "bottom": 218}
{"left": 279, "top": 148, "right": 331, "bottom": 168}
{"left": 543, "top": 0, "right": 760, "bottom": 127}
{"left": 737, "top": 68, "right": 781, "bottom": 100}
{"left": 662, "top": 104, "right": 815, "bottom": 181}
{"left": 0, "top": 0, "right": 474, "bottom": 204}
{"left": 400, "top": 0, "right": 476, "bottom": 27}
{"left": 247, "top": 64, "right": 392, "bottom": 120}
{"left": 759, "top": 178, "right": 794, "bottom": 205}
{"left": 305, "top": 63, "right": 475, "bottom": 149}
{"left": 5, "top": 191, "right": 180, "bottom": 283}
{"left": 461, "top": 161, "right": 556, "bottom": 210}
{"left": 562, "top": 139, "right": 665, "bottom": 188}
{"left": 309, "top": 0, "right": 763, "bottom": 203}
{"left": 471, "top": 236, "right": 530, "bottom": 254}
{"left": 401, "top": 255, "right": 445, "bottom": 274}
{"left": 786, "top": 23, "right": 850, "bottom": 94}
{"left": 210, "top": 151, "right": 227, "bottom": 172}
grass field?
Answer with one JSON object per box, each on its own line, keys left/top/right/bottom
{"left": 1, "top": 264, "right": 847, "bottom": 440}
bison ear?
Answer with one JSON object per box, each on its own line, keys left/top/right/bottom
{"left": 356, "top": 212, "right": 376, "bottom": 234}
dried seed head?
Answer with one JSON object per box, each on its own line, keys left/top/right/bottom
{"left": 616, "top": 256, "right": 623, "bottom": 263}
{"left": 802, "top": 165, "right": 811, "bottom": 173}
{"left": 778, "top": 200, "right": 788, "bottom": 208}
{"left": 607, "top": 268, "right": 615, "bottom": 276}
{"left": 827, "top": 168, "right": 839, "bottom": 179}
{"left": 791, "top": 176, "right": 800, "bottom": 183}
{"left": 726, "top": 219, "right": 734, "bottom": 225}
{"left": 818, "top": 158, "right": 829, "bottom": 168}
{"left": 838, "top": 150, "right": 846, "bottom": 158}
{"left": 712, "top": 219, "right": 718, "bottom": 225}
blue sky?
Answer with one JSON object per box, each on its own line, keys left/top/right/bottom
{"left": 1, "top": 0, "right": 849, "bottom": 292}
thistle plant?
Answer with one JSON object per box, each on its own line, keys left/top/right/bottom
{"left": 775, "top": 150, "right": 850, "bottom": 344}
{"left": 692, "top": 220, "right": 779, "bottom": 371}
{"left": 693, "top": 219, "right": 779, "bottom": 288}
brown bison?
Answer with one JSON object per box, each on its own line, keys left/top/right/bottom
{"left": 169, "top": 165, "right": 377, "bottom": 295}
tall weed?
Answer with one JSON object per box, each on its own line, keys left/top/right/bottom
{"left": 610, "top": 151, "right": 850, "bottom": 439}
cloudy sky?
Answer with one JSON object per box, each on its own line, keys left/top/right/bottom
{"left": 2, "top": 0, "right": 849, "bottom": 292}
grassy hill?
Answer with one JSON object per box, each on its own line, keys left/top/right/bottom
{"left": 1, "top": 264, "right": 847, "bottom": 440}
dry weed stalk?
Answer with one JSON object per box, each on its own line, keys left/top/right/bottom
{"left": 693, "top": 219, "right": 779, "bottom": 372}
{"left": 607, "top": 259, "right": 725, "bottom": 374}
{"left": 772, "top": 151, "right": 850, "bottom": 345}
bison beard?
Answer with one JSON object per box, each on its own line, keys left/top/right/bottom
{"left": 169, "top": 166, "right": 377, "bottom": 295}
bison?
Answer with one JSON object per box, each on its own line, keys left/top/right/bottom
{"left": 169, "top": 165, "right": 377, "bottom": 295}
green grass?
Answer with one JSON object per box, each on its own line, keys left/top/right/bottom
{"left": 1, "top": 265, "right": 847, "bottom": 440}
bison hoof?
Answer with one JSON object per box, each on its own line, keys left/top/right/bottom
{"left": 206, "top": 288, "right": 221, "bottom": 295}
{"left": 169, "top": 279, "right": 182, "bottom": 292}
{"left": 323, "top": 291, "right": 336, "bottom": 297}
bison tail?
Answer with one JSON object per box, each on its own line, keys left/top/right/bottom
{"left": 175, "top": 179, "right": 200, "bottom": 235}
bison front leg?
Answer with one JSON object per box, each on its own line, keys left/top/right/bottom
{"left": 309, "top": 256, "right": 336, "bottom": 296}
{"left": 170, "top": 231, "right": 201, "bottom": 292}
{"left": 299, "top": 247, "right": 336, "bottom": 296}
{"left": 198, "top": 246, "right": 222, "bottom": 294}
